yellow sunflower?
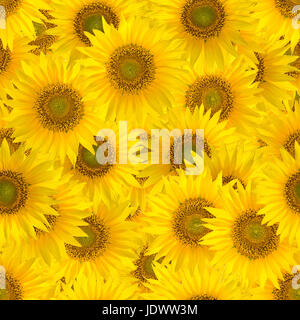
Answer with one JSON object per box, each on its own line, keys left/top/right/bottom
{"left": 138, "top": 105, "right": 236, "bottom": 189}
{"left": 0, "top": 249, "right": 55, "bottom": 300}
{"left": 150, "top": 0, "right": 254, "bottom": 67}
{"left": 0, "top": 36, "right": 31, "bottom": 102}
{"left": 121, "top": 233, "right": 159, "bottom": 298}
{"left": 258, "top": 143, "right": 300, "bottom": 246}
{"left": 142, "top": 170, "right": 225, "bottom": 270}
{"left": 258, "top": 99, "right": 300, "bottom": 158}
{"left": 144, "top": 260, "right": 243, "bottom": 300}
{"left": 79, "top": 17, "right": 185, "bottom": 121}
{"left": 0, "top": 0, "right": 51, "bottom": 49}
{"left": 59, "top": 272, "right": 136, "bottom": 300}
{"left": 252, "top": 250, "right": 300, "bottom": 300}
{"left": 21, "top": 176, "right": 92, "bottom": 265}
{"left": 202, "top": 182, "right": 296, "bottom": 288}
{"left": 175, "top": 55, "right": 259, "bottom": 131}
{"left": 62, "top": 122, "right": 139, "bottom": 207}
{"left": 0, "top": 139, "right": 60, "bottom": 241}
{"left": 6, "top": 53, "right": 103, "bottom": 164}
{"left": 248, "top": 36, "right": 297, "bottom": 109}
{"left": 207, "top": 142, "right": 263, "bottom": 188}
{"left": 56, "top": 200, "right": 135, "bottom": 281}
{"left": 255, "top": 0, "right": 300, "bottom": 50}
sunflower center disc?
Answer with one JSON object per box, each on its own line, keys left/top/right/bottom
{"left": 120, "top": 59, "right": 141, "bottom": 81}
{"left": 275, "top": 0, "right": 298, "bottom": 18}
{"left": 0, "top": 179, "right": 17, "bottom": 206}
{"left": 204, "top": 88, "right": 223, "bottom": 110}
{"left": 185, "top": 214, "right": 206, "bottom": 236}
{"left": 283, "top": 130, "right": 300, "bottom": 157}
{"left": 285, "top": 172, "right": 300, "bottom": 214}
{"left": 0, "top": 171, "right": 28, "bottom": 215}
{"left": 247, "top": 222, "right": 265, "bottom": 241}
{"left": 76, "top": 225, "right": 97, "bottom": 247}
{"left": 35, "top": 84, "right": 84, "bottom": 133}
{"left": 48, "top": 96, "right": 70, "bottom": 118}
{"left": 173, "top": 198, "right": 214, "bottom": 247}
{"left": 232, "top": 211, "right": 279, "bottom": 260}
{"left": 74, "top": 3, "right": 120, "bottom": 46}
{"left": 75, "top": 145, "right": 113, "bottom": 178}
{"left": 191, "top": 6, "right": 217, "bottom": 27}
{"left": 65, "top": 215, "right": 110, "bottom": 262}
{"left": 181, "top": 0, "right": 225, "bottom": 39}
{"left": 83, "top": 14, "right": 104, "bottom": 34}
{"left": 107, "top": 44, "right": 156, "bottom": 94}
{"left": 185, "top": 75, "right": 233, "bottom": 120}
{"left": 296, "top": 182, "right": 300, "bottom": 202}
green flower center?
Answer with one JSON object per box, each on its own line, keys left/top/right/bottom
{"left": 247, "top": 222, "right": 265, "bottom": 241}
{"left": 74, "top": 3, "right": 120, "bottom": 46}
{"left": 204, "top": 88, "right": 223, "bottom": 110}
{"left": 120, "top": 59, "right": 141, "bottom": 81}
{"left": 191, "top": 6, "right": 217, "bottom": 28}
{"left": 173, "top": 198, "right": 214, "bottom": 247}
{"left": 0, "top": 179, "right": 17, "bottom": 206}
{"left": 142, "top": 254, "right": 156, "bottom": 279}
{"left": 48, "top": 96, "right": 70, "bottom": 118}
{"left": 83, "top": 14, "right": 104, "bottom": 34}
{"left": 185, "top": 214, "right": 206, "bottom": 236}
{"left": 81, "top": 146, "right": 100, "bottom": 168}
{"left": 295, "top": 182, "right": 300, "bottom": 202}
{"left": 75, "top": 225, "right": 97, "bottom": 248}
{"left": 65, "top": 215, "right": 110, "bottom": 262}
{"left": 232, "top": 211, "right": 279, "bottom": 260}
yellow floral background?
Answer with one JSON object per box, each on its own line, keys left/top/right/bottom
{"left": 0, "top": 0, "right": 300, "bottom": 300}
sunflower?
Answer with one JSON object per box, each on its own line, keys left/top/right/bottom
{"left": 144, "top": 260, "right": 243, "bottom": 300}
{"left": 206, "top": 142, "right": 263, "bottom": 188}
{"left": 258, "top": 143, "right": 300, "bottom": 246}
{"left": 0, "top": 249, "right": 54, "bottom": 300}
{"left": 56, "top": 200, "right": 135, "bottom": 281}
{"left": 202, "top": 182, "right": 296, "bottom": 288}
{"left": 0, "top": 36, "right": 31, "bottom": 102}
{"left": 248, "top": 36, "right": 297, "bottom": 109}
{"left": 258, "top": 99, "right": 300, "bottom": 158}
{"left": 142, "top": 170, "right": 226, "bottom": 271}
{"left": 59, "top": 272, "right": 136, "bottom": 300}
{"left": 62, "top": 123, "right": 139, "bottom": 207}
{"left": 0, "top": 139, "right": 60, "bottom": 242}
{"left": 253, "top": 273, "right": 300, "bottom": 300}
{"left": 50, "top": 0, "right": 141, "bottom": 53}
{"left": 79, "top": 17, "right": 185, "bottom": 121}
{"left": 21, "top": 177, "right": 92, "bottom": 265}
{"left": 120, "top": 233, "right": 160, "bottom": 298}
{"left": 0, "top": 0, "right": 51, "bottom": 49}
{"left": 175, "top": 55, "right": 259, "bottom": 131}
{"left": 6, "top": 53, "right": 103, "bottom": 164}
{"left": 255, "top": 0, "right": 300, "bottom": 50}
{"left": 150, "top": 0, "right": 254, "bottom": 67}
{"left": 138, "top": 105, "right": 236, "bottom": 188}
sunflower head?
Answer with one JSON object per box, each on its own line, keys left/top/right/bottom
{"left": 180, "top": 0, "right": 226, "bottom": 40}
